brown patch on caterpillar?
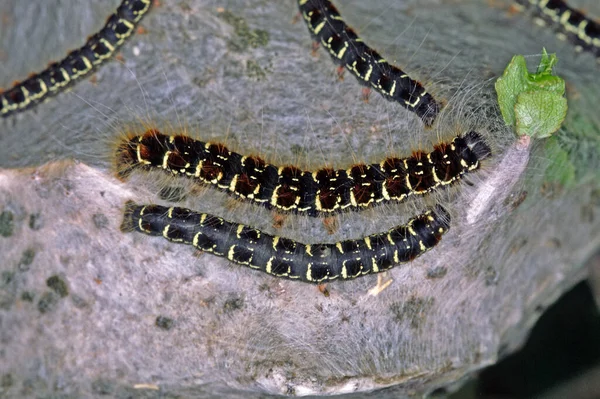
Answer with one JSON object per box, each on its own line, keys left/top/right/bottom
{"left": 224, "top": 197, "right": 243, "bottom": 213}
{"left": 114, "top": 129, "right": 491, "bottom": 217}
{"left": 0, "top": 0, "right": 153, "bottom": 118}
{"left": 361, "top": 88, "right": 371, "bottom": 103}
{"left": 318, "top": 284, "right": 330, "bottom": 297}
{"left": 311, "top": 41, "right": 321, "bottom": 57}
{"left": 272, "top": 214, "right": 287, "bottom": 229}
{"left": 192, "top": 249, "right": 205, "bottom": 258}
{"left": 507, "top": 4, "right": 523, "bottom": 16}
{"left": 121, "top": 202, "right": 451, "bottom": 284}
{"left": 336, "top": 65, "right": 345, "bottom": 81}
{"left": 322, "top": 216, "right": 338, "bottom": 235}
{"left": 297, "top": 0, "right": 442, "bottom": 126}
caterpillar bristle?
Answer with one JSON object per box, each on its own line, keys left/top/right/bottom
{"left": 112, "top": 128, "right": 491, "bottom": 217}
{"left": 464, "top": 131, "right": 492, "bottom": 161}
{"left": 120, "top": 200, "right": 139, "bottom": 233}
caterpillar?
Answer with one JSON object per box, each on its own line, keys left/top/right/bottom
{"left": 515, "top": 0, "right": 600, "bottom": 59}
{"left": 121, "top": 202, "right": 450, "bottom": 284}
{"left": 115, "top": 129, "right": 491, "bottom": 217}
{"left": 297, "top": 0, "right": 441, "bottom": 126}
{"left": 0, "top": 0, "right": 152, "bottom": 118}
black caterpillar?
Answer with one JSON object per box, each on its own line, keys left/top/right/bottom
{"left": 0, "top": 0, "right": 152, "bottom": 118}
{"left": 121, "top": 202, "right": 450, "bottom": 283}
{"left": 298, "top": 0, "right": 441, "bottom": 126}
{"left": 115, "top": 129, "right": 491, "bottom": 217}
{"left": 515, "top": 0, "right": 600, "bottom": 59}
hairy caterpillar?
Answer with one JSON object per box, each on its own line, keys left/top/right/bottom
{"left": 515, "top": 0, "right": 600, "bottom": 59}
{"left": 115, "top": 129, "right": 491, "bottom": 217}
{"left": 297, "top": 0, "right": 441, "bottom": 126}
{"left": 0, "top": 0, "right": 152, "bottom": 118}
{"left": 121, "top": 202, "right": 450, "bottom": 283}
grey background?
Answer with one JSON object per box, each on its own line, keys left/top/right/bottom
{"left": 0, "top": 0, "right": 599, "bottom": 397}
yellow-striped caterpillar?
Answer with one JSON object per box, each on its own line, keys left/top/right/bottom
{"left": 121, "top": 202, "right": 450, "bottom": 284}
{"left": 515, "top": 0, "right": 600, "bottom": 59}
{"left": 0, "top": 0, "right": 152, "bottom": 118}
{"left": 297, "top": 0, "right": 441, "bottom": 126}
{"left": 115, "top": 129, "right": 491, "bottom": 217}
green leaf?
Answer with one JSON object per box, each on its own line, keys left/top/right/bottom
{"left": 514, "top": 91, "right": 567, "bottom": 139}
{"left": 495, "top": 48, "right": 567, "bottom": 138}
{"left": 535, "top": 48, "right": 557, "bottom": 75}
{"left": 495, "top": 55, "right": 529, "bottom": 127}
